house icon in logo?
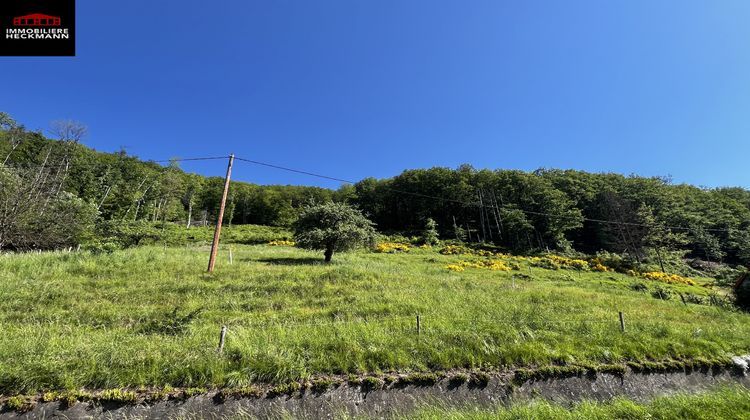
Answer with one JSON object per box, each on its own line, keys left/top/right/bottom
{"left": 13, "top": 14, "right": 61, "bottom": 27}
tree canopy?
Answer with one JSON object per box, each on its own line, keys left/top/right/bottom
{"left": 293, "top": 202, "right": 376, "bottom": 262}
{"left": 2, "top": 111, "right": 750, "bottom": 266}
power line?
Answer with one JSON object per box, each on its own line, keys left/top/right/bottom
{"left": 234, "top": 156, "right": 737, "bottom": 233}
{"left": 3, "top": 151, "right": 740, "bottom": 234}
{"left": 235, "top": 157, "right": 355, "bottom": 184}
{"left": 234, "top": 156, "right": 481, "bottom": 206}
{"left": 150, "top": 156, "right": 230, "bottom": 163}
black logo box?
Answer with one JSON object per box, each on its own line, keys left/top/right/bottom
{"left": 1, "top": 0, "right": 75, "bottom": 56}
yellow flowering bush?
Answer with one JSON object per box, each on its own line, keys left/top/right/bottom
{"left": 445, "top": 264, "right": 465, "bottom": 272}
{"left": 445, "top": 259, "right": 512, "bottom": 272}
{"left": 588, "top": 258, "right": 609, "bottom": 272}
{"left": 546, "top": 255, "right": 591, "bottom": 270}
{"left": 438, "top": 245, "right": 499, "bottom": 257}
{"left": 590, "top": 263, "right": 608, "bottom": 272}
{"left": 641, "top": 271, "right": 697, "bottom": 286}
{"left": 477, "top": 260, "right": 512, "bottom": 271}
{"left": 436, "top": 247, "right": 621, "bottom": 274}
{"left": 374, "top": 242, "right": 410, "bottom": 253}
{"left": 268, "top": 240, "right": 295, "bottom": 246}
{"left": 530, "top": 257, "right": 560, "bottom": 270}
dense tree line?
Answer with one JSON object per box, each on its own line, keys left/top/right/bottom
{"left": 2, "top": 112, "right": 750, "bottom": 267}
{"left": 350, "top": 167, "right": 750, "bottom": 266}
{"left": 0, "top": 113, "right": 334, "bottom": 250}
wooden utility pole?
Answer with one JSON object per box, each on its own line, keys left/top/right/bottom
{"left": 207, "top": 154, "right": 234, "bottom": 273}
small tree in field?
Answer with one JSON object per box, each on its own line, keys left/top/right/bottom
{"left": 422, "top": 218, "right": 440, "bottom": 245}
{"left": 293, "top": 202, "right": 376, "bottom": 262}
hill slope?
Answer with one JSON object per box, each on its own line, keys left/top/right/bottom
{"left": 0, "top": 236, "right": 746, "bottom": 394}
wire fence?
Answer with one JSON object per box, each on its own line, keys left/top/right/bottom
{"left": 211, "top": 307, "right": 741, "bottom": 350}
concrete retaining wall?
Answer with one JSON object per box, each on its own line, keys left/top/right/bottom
{"left": 4, "top": 368, "right": 749, "bottom": 419}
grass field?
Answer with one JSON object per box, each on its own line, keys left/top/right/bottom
{"left": 405, "top": 386, "right": 750, "bottom": 420}
{"left": 0, "top": 234, "right": 748, "bottom": 394}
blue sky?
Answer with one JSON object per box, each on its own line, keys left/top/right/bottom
{"left": 2, "top": 1, "right": 750, "bottom": 188}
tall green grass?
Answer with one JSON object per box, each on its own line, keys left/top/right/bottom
{"left": 0, "top": 243, "right": 747, "bottom": 393}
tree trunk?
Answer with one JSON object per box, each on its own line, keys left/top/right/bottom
{"left": 324, "top": 245, "right": 333, "bottom": 262}
{"left": 656, "top": 246, "right": 665, "bottom": 273}
{"left": 186, "top": 199, "right": 193, "bottom": 228}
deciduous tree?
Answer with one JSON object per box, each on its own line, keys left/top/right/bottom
{"left": 293, "top": 202, "right": 376, "bottom": 262}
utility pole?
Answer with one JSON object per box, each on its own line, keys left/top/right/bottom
{"left": 207, "top": 154, "right": 234, "bottom": 273}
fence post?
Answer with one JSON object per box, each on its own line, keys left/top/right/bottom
{"left": 618, "top": 312, "right": 625, "bottom": 333}
{"left": 416, "top": 314, "right": 421, "bottom": 335}
{"left": 229, "top": 245, "right": 233, "bottom": 265}
{"left": 217, "top": 325, "right": 227, "bottom": 353}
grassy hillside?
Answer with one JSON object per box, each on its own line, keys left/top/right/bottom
{"left": 0, "top": 232, "right": 747, "bottom": 395}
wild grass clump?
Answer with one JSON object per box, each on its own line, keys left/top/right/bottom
{"left": 99, "top": 388, "right": 137, "bottom": 403}
{"left": 182, "top": 387, "right": 207, "bottom": 399}
{"left": 448, "top": 373, "right": 470, "bottom": 386}
{"left": 651, "top": 286, "right": 673, "bottom": 300}
{"left": 215, "top": 385, "right": 263, "bottom": 402}
{"left": 138, "top": 307, "right": 202, "bottom": 335}
{"left": 629, "top": 282, "right": 648, "bottom": 292}
{"left": 401, "top": 372, "right": 439, "bottom": 386}
{"left": 361, "top": 376, "right": 385, "bottom": 390}
{"left": 267, "top": 382, "right": 302, "bottom": 397}
{"left": 4, "top": 395, "right": 32, "bottom": 412}
{"left": 145, "top": 386, "right": 174, "bottom": 402}
{"left": 310, "top": 378, "right": 336, "bottom": 393}
{"left": 683, "top": 293, "right": 706, "bottom": 305}
{"left": 513, "top": 366, "right": 587, "bottom": 385}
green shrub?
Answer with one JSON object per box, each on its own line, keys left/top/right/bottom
{"left": 652, "top": 286, "right": 673, "bottom": 300}
{"left": 5, "top": 395, "right": 30, "bottom": 411}
{"left": 594, "top": 251, "right": 637, "bottom": 273}
{"left": 629, "top": 282, "right": 648, "bottom": 292}
{"left": 421, "top": 218, "right": 440, "bottom": 246}
{"left": 682, "top": 293, "right": 705, "bottom": 305}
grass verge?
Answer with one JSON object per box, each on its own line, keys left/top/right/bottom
{"left": 406, "top": 386, "right": 750, "bottom": 419}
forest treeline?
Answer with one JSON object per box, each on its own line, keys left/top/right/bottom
{"left": 1, "top": 112, "right": 749, "bottom": 266}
